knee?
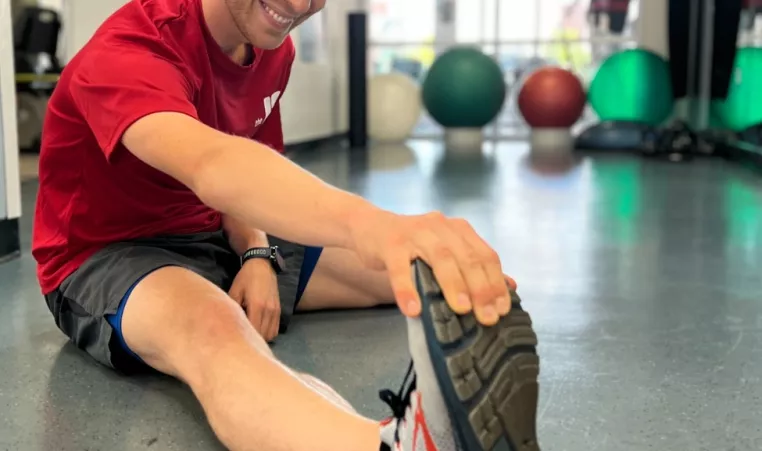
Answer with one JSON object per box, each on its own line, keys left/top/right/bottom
{"left": 188, "top": 301, "right": 250, "bottom": 344}
{"left": 186, "top": 299, "right": 273, "bottom": 356}
{"left": 142, "top": 297, "right": 271, "bottom": 376}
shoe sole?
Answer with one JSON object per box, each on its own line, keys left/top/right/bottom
{"left": 413, "top": 260, "right": 540, "bottom": 451}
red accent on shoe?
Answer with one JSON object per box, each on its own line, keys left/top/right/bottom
{"left": 411, "top": 393, "right": 437, "bottom": 451}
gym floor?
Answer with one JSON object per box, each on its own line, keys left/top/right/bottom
{"left": 1, "top": 140, "right": 762, "bottom": 450}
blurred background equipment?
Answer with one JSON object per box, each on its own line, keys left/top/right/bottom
{"left": 13, "top": 5, "right": 62, "bottom": 90}
{"left": 368, "top": 0, "right": 640, "bottom": 141}
{"left": 368, "top": 72, "right": 422, "bottom": 143}
{"left": 421, "top": 46, "right": 506, "bottom": 152}
{"left": 588, "top": 0, "right": 632, "bottom": 33}
{"left": 15, "top": 92, "right": 48, "bottom": 153}
{"left": 13, "top": 4, "right": 62, "bottom": 153}
{"left": 712, "top": 47, "right": 762, "bottom": 132}
{"left": 587, "top": 49, "right": 673, "bottom": 126}
{"left": 518, "top": 66, "right": 586, "bottom": 155}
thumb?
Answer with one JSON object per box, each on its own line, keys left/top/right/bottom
{"left": 504, "top": 274, "right": 518, "bottom": 291}
{"left": 384, "top": 249, "right": 421, "bottom": 317}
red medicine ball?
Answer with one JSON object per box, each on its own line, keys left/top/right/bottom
{"left": 518, "top": 67, "right": 587, "bottom": 128}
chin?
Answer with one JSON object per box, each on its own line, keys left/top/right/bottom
{"left": 248, "top": 32, "right": 289, "bottom": 50}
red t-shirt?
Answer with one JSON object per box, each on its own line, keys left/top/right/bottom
{"left": 32, "top": 0, "right": 295, "bottom": 293}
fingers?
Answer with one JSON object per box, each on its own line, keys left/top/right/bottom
{"left": 411, "top": 226, "right": 476, "bottom": 316}
{"left": 505, "top": 274, "right": 518, "bottom": 291}
{"left": 227, "top": 272, "right": 281, "bottom": 342}
{"left": 266, "top": 295, "right": 281, "bottom": 342}
{"left": 404, "top": 213, "right": 509, "bottom": 326}
{"left": 246, "top": 299, "right": 266, "bottom": 338}
{"left": 252, "top": 296, "right": 280, "bottom": 343}
{"left": 449, "top": 218, "right": 512, "bottom": 317}
{"left": 270, "top": 312, "right": 281, "bottom": 341}
{"left": 259, "top": 304, "right": 274, "bottom": 341}
{"left": 384, "top": 247, "right": 421, "bottom": 317}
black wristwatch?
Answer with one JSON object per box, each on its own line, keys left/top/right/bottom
{"left": 241, "top": 246, "right": 286, "bottom": 274}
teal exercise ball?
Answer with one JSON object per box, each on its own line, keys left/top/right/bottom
{"left": 712, "top": 47, "right": 762, "bottom": 132}
{"left": 422, "top": 47, "right": 506, "bottom": 128}
{"left": 588, "top": 48, "right": 674, "bottom": 126}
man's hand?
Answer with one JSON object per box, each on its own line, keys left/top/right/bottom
{"left": 349, "top": 211, "right": 516, "bottom": 326}
{"left": 229, "top": 258, "right": 281, "bottom": 342}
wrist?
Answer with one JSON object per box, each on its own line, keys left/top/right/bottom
{"left": 221, "top": 214, "right": 269, "bottom": 255}
{"left": 243, "top": 231, "right": 269, "bottom": 251}
{"left": 241, "top": 255, "right": 273, "bottom": 271}
{"left": 345, "top": 204, "right": 395, "bottom": 251}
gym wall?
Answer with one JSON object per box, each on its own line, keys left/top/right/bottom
{"left": 59, "top": 0, "right": 362, "bottom": 146}
{"left": 1, "top": 0, "right": 22, "bottom": 259}
{"left": 282, "top": 0, "right": 367, "bottom": 144}
{"left": 58, "top": 0, "right": 128, "bottom": 62}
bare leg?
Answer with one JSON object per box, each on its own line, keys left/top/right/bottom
{"left": 121, "top": 266, "right": 380, "bottom": 451}
{"left": 297, "top": 247, "right": 395, "bottom": 311}
{"left": 298, "top": 248, "right": 517, "bottom": 312}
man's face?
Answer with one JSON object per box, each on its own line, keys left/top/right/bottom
{"left": 225, "top": 0, "right": 326, "bottom": 50}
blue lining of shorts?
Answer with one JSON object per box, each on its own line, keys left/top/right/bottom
{"left": 106, "top": 247, "right": 324, "bottom": 360}
{"left": 105, "top": 273, "right": 151, "bottom": 362}
{"left": 296, "top": 246, "right": 323, "bottom": 304}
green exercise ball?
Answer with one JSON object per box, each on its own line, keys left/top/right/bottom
{"left": 422, "top": 47, "right": 506, "bottom": 128}
{"left": 712, "top": 47, "right": 762, "bottom": 132}
{"left": 588, "top": 48, "right": 674, "bottom": 126}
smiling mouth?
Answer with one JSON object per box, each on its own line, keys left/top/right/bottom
{"left": 259, "top": 0, "right": 295, "bottom": 26}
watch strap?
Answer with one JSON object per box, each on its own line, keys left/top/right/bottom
{"left": 241, "top": 246, "right": 286, "bottom": 274}
{"left": 242, "top": 247, "right": 271, "bottom": 261}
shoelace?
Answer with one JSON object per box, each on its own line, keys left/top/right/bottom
{"left": 379, "top": 360, "right": 417, "bottom": 420}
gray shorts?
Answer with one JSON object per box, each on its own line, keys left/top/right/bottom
{"left": 43, "top": 230, "right": 322, "bottom": 373}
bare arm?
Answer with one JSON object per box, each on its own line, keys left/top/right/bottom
{"left": 122, "top": 112, "right": 385, "bottom": 249}
{"left": 222, "top": 215, "right": 269, "bottom": 255}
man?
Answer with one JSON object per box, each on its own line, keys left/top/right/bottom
{"left": 32, "top": 0, "right": 541, "bottom": 450}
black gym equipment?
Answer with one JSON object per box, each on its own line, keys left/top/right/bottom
{"left": 668, "top": 0, "right": 740, "bottom": 100}
{"left": 14, "top": 6, "right": 63, "bottom": 93}
{"left": 576, "top": 0, "right": 762, "bottom": 171}
{"left": 13, "top": 6, "right": 63, "bottom": 153}
{"left": 588, "top": 0, "right": 632, "bottom": 34}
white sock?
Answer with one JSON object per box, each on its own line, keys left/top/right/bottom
{"left": 389, "top": 317, "right": 458, "bottom": 451}
{"left": 380, "top": 417, "right": 397, "bottom": 445}
{"left": 296, "top": 372, "right": 357, "bottom": 415}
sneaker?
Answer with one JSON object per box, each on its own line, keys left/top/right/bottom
{"left": 379, "top": 260, "right": 540, "bottom": 451}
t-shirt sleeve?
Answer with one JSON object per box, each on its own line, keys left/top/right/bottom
{"left": 69, "top": 49, "right": 199, "bottom": 159}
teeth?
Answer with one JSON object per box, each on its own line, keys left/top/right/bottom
{"left": 261, "top": 2, "right": 293, "bottom": 25}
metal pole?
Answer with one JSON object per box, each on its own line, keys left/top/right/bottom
{"left": 696, "top": 0, "right": 715, "bottom": 131}
{"left": 347, "top": 12, "right": 367, "bottom": 148}
{"left": 681, "top": 0, "right": 701, "bottom": 125}
{"left": 491, "top": 0, "right": 501, "bottom": 139}
{"left": 533, "top": 0, "right": 541, "bottom": 57}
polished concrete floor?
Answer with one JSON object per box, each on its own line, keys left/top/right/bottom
{"left": 2, "top": 140, "right": 762, "bottom": 450}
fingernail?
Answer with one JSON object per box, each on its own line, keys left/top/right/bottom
{"left": 496, "top": 296, "right": 511, "bottom": 315}
{"left": 457, "top": 293, "right": 471, "bottom": 310}
{"left": 407, "top": 299, "right": 421, "bottom": 316}
{"left": 478, "top": 305, "right": 498, "bottom": 324}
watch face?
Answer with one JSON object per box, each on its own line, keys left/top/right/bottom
{"left": 272, "top": 247, "right": 286, "bottom": 273}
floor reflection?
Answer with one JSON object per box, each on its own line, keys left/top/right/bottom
{"left": 1, "top": 139, "right": 761, "bottom": 450}
{"left": 293, "top": 139, "right": 762, "bottom": 448}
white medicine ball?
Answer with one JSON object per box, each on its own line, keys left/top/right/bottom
{"left": 368, "top": 72, "right": 422, "bottom": 143}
